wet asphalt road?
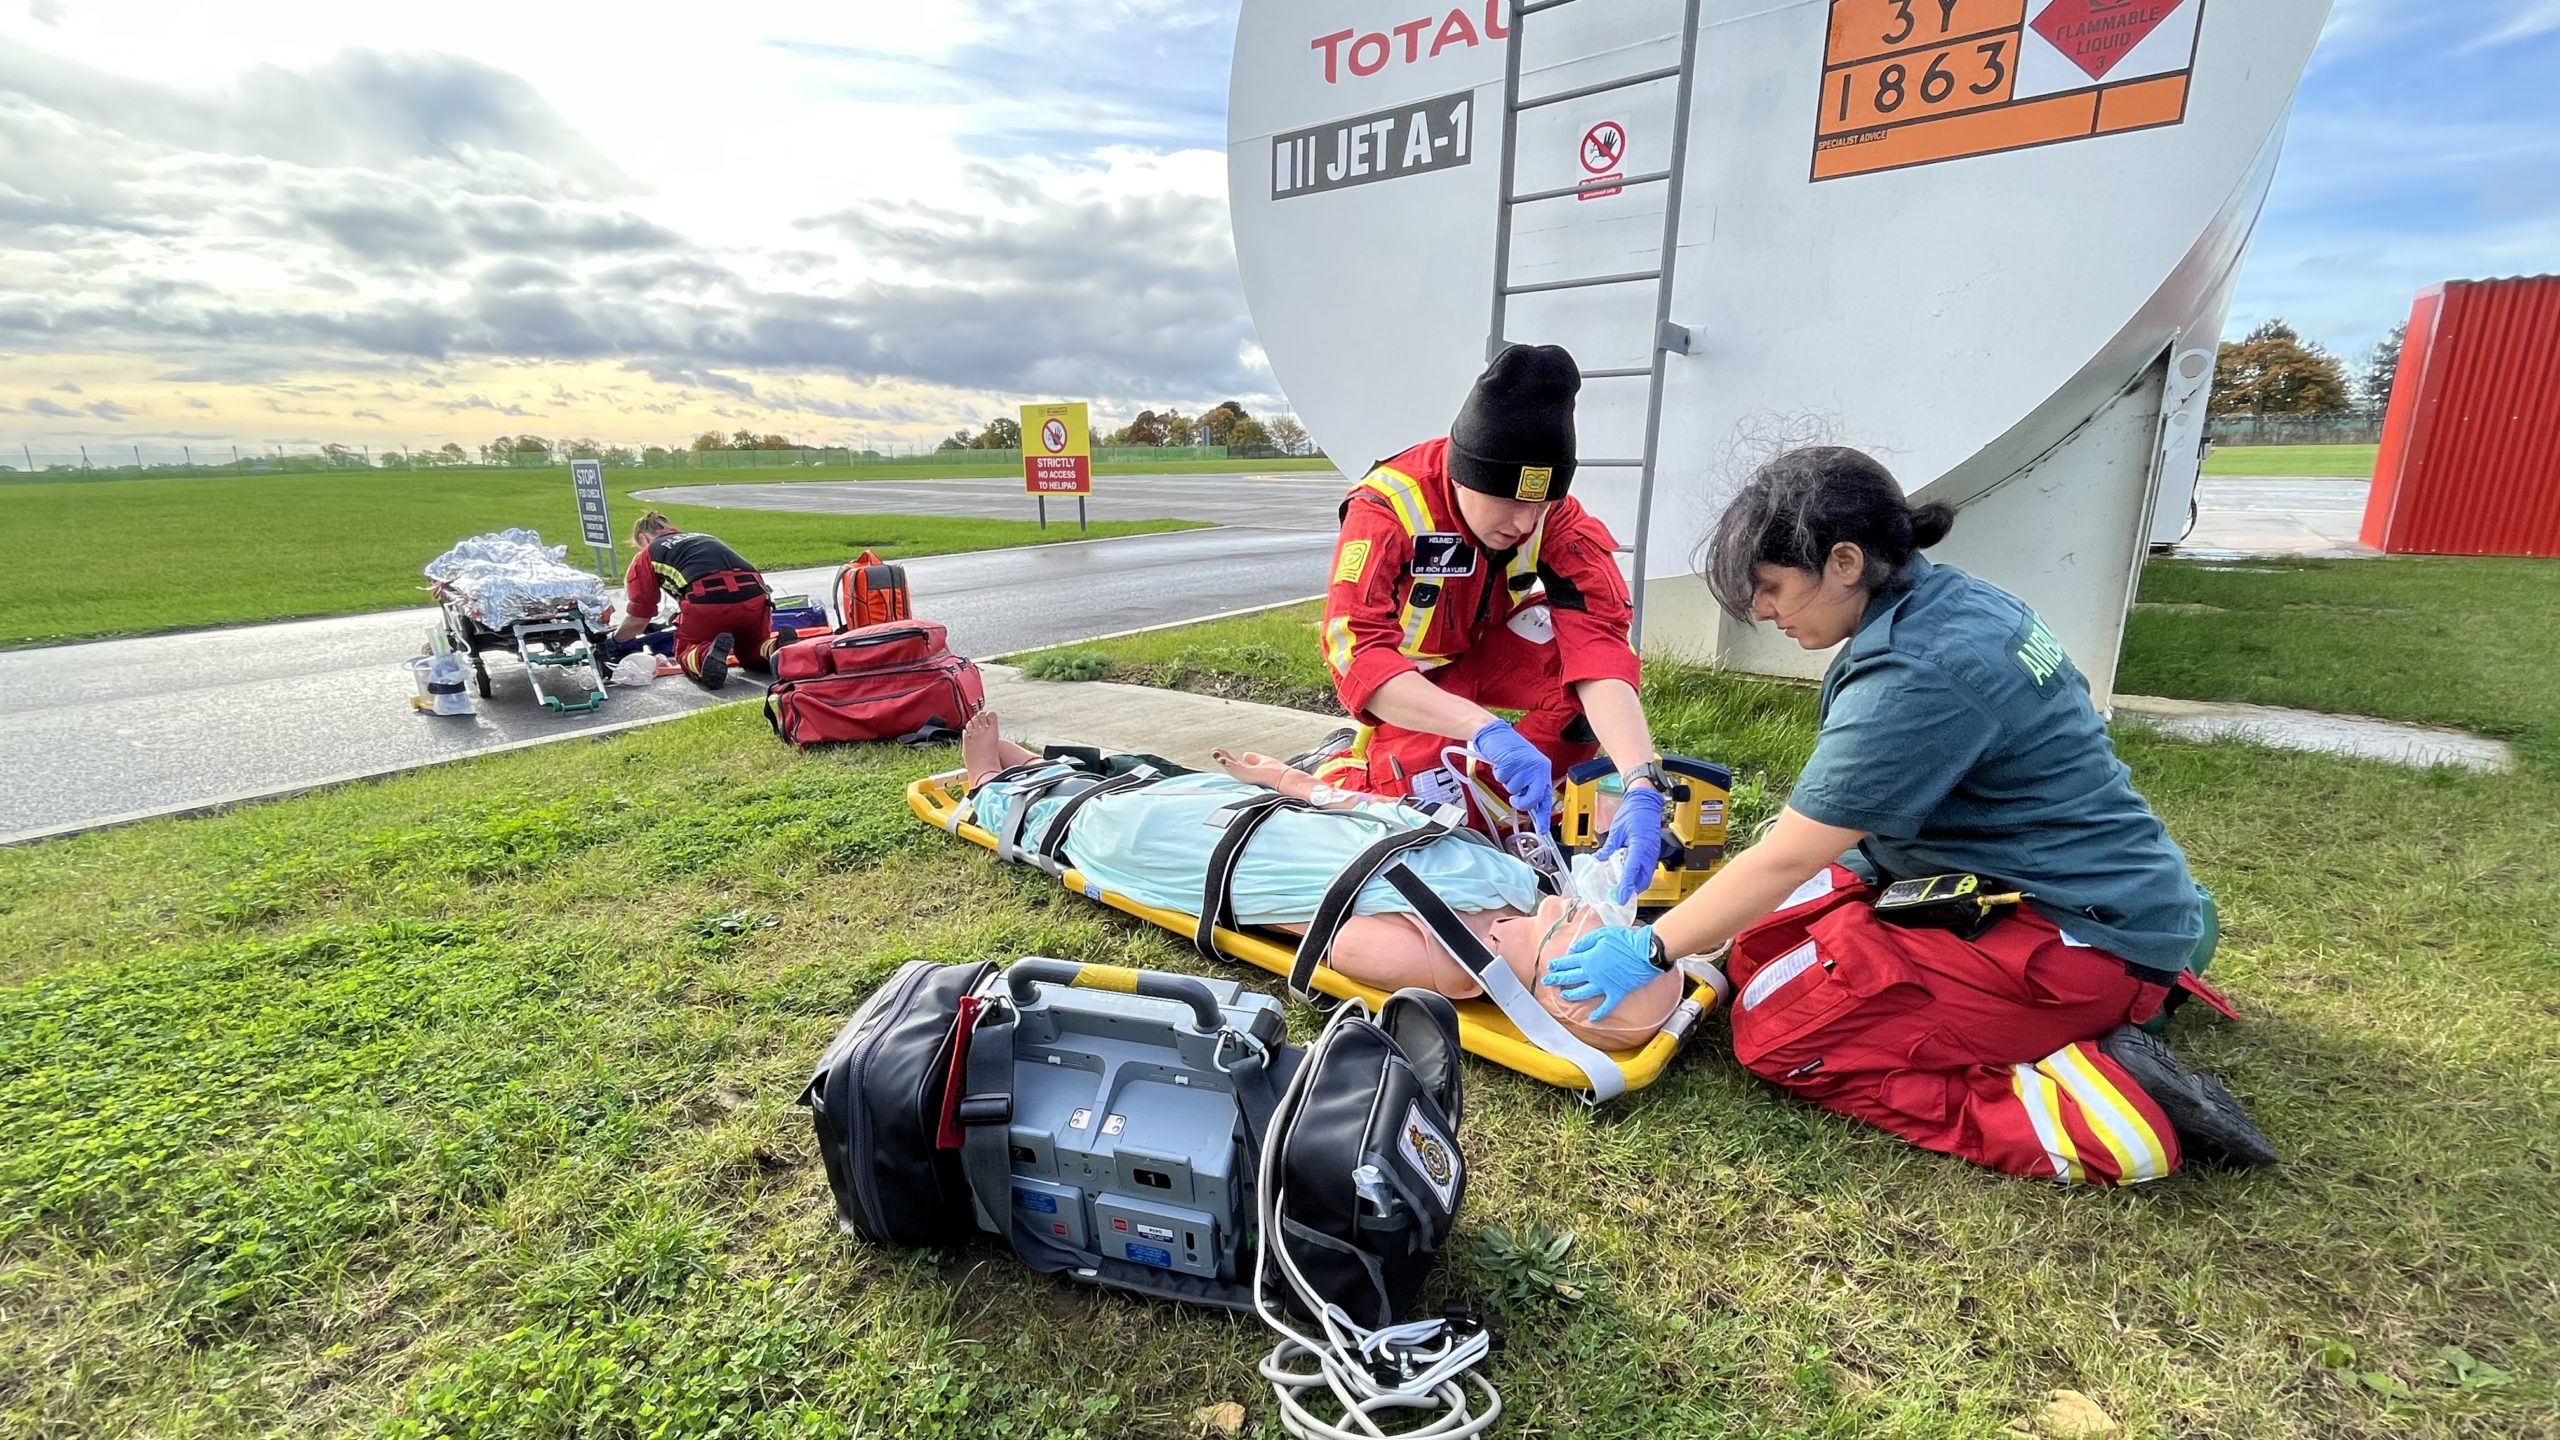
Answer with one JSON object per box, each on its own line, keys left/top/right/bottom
{"left": 633, "top": 470, "right": 1350, "bottom": 532}
{"left": 0, "top": 528, "right": 1332, "bottom": 843}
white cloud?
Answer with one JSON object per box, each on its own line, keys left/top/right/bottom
{"left": 2471, "top": 0, "right": 2560, "bottom": 49}
{"left": 0, "top": 0, "right": 1271, "bottom": 448}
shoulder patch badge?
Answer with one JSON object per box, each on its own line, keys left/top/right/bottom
{"left": 1333, "top": 538, "right": 1373, "bottom": 586}
{"left": 1516, "top": 466, "right": 1552, "bottom": 502}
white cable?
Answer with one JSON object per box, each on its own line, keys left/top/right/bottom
{"left": 1252, "top": 1003, "right": 1503, "bottom": 1440}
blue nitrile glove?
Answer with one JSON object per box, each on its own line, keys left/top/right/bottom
{"left": 1596, "top": 783, "right": 1667, "bottom": 905}
{"left": 1540, "top": 924, "right": 1661, "bottom": 1021}
{"left": 1470, "top": 719, "right": 1555, "bottom": 835}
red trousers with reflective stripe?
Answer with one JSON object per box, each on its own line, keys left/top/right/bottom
{"left": 1338, "top": 617, "right": 1597, "bottom": 800}
{"left": 1725, "top": 866, "right": 2183, "bottom": 1186}
{"left": 674, "top": 595, "right": 775, "bottom": 681}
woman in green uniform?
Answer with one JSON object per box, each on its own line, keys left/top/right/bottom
{"left": 1541, "top": 446, "right": 2276, "bottom": 1185}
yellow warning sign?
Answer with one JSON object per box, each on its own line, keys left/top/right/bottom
{"left": 1812, "top": 0, "right": 2203, "bottom": 182}
{"left": 1020, "top": 402, "right": 1092, "bottom": 494}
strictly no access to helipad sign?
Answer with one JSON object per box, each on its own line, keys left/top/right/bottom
{"left": 1812, "top": 0, "right": 2206, "bottom": 181}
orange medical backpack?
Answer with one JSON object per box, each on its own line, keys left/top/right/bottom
{"left": 833, "top": 549, "right": 912, "bottom": 629}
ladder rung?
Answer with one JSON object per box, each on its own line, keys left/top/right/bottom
{"left": 1521, "top": 0, "right": 1579, "bottom": 15}
{"left": 1508, "top": 170, "right": 1671, "bottom": 205}
{"left": 1514, "top": 65, "right": 1683, "bottom": 113}
{"left": 1579, "top": 459, "right": 1645, "bottom": 468}
{"left": 1579, "top": 366, "right": 1653, "bottom": 379}
{"left": 1501, "top": 268, "right": 1661, "bottom": 296}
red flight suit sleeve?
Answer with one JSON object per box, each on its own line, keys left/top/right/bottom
{"left": 1541, "top": 504, "right": 1643, "bottom": 692}
{"left": 1322, "top": 496, "right": 1421, "bottom": 724}
{"left": 622, "top": 544, "right": 662, "bottom": 623}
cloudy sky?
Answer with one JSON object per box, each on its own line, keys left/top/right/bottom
{"left": 0, "top": 0, "right": 2550, "bottom": 457}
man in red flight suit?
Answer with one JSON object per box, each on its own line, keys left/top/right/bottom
{"left": 612, "top": 510, "right": 778, "bottom": 690}
{"left": 1320, "top": 343, "right": 1675, "bottom": 902}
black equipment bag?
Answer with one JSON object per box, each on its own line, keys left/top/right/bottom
{"left": 1271, "top": 990, "right": 1466, "bottom": 1329}
{"left": 803, "top": 959, "right": 1469, "bottom": 1327}
{"left": 800, "top": 957, "right": 997, "bottom": 1247}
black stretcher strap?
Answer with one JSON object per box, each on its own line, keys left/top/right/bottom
{"left": 1034, "top": 766, "right": 1162, "bottom": 866}
{"left": 1286, "top": 817, "right": 1462, "bottom": 998}
{"left": 992, "top": 766, "right": 1091, "bottom": 864}
{"left": 1377, "top": 866, "right": 1502, "bottom": 982}
{"left": 1194, "top": 793, "right": 1316, "bottom": 963}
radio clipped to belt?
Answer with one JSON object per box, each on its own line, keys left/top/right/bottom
{"left": 1871, "top": 872, "right": 2026, "bottom": 940}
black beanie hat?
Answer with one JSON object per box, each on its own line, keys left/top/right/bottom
{"left": 1448, "top": 342, "right": 1580, "bottom": 503}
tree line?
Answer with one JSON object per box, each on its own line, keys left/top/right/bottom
{"left": 936, "top": 400, "right": 1314, "bottom": 455}
{"left": 2210, "top": 319, "right": 2406, "bottom": 418}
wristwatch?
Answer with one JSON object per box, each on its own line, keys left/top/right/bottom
{"left": 1646, "top": 929, "right": 1676, "bottom": 973}
{"left": 1623, "top": 759, "right": 1670, "bottom": 795}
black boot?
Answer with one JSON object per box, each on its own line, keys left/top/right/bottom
{"left": 2098, "top": 1025, "right": 2279, "bottom": 1169}
{"left": 695, "top": 633, "right": 735, "bottom": 690}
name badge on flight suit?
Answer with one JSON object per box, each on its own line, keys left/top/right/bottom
{"left": 1410, "top": 533, "right": 1477, "bottom": 578}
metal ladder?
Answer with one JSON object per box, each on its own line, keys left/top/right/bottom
{"left": 1484, "top": 0, "right": 1704, "bottom": 646}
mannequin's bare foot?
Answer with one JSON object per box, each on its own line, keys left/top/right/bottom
{"left": 962, "top": 712, "right": 1042, "bottom": 786}
{"left": 962, "top": 711, "right": 1004, "bottom": 785}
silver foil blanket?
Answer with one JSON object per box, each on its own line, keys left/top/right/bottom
{"left": 424, "top": 528, "right": 613, "bottom": 631}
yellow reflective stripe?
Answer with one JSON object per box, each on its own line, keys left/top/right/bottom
{"left": 1358, "top": 463, "right": 1451, "bottom": 663}
{"left": 1381, "top": 464, "right": 1441, "bottom": 532}
{"left": 1398, "top": 588, "right": 1435, "bottom": 657}
{"left": 1322, "top": 616, "right": 1356, "bottom": 676}
{"left": 1359, "top": 473, "right": 1423, "bottom": 536}
{"left": 2046, "top": 1044, "right": 2172, "bottom": 1184}
{"left": 1360, "top": 464, "right": 1439, "bottom": 535}
{"left": 2010, "top": 1063, "right": 2085, "bottom": 1184}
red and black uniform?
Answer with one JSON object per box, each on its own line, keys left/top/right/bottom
{"left": 1725, "top": 867, "right": 2185, "bottom": 1187}
{"left": 623, "top": 531, "right": 775, "bottom": 681}
{"left": 1319, "top": 437, "right": 1642, "bottom": 798}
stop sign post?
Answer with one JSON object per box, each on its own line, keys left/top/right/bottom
{"left": 1019, "top": 401, "right": 1092, "bottom": 532}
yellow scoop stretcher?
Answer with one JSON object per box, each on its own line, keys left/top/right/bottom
{"left": 908, "top": 766, "right": 1729, "bottom": 1099}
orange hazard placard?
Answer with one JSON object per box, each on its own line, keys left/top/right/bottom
{"left": 1812, "top": 0, "right": 2203, "bottom": 181}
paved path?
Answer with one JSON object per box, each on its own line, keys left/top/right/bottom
{"left": 0, "top": 528, "right": 1330, "bottom": 843}
{"left": 2172, "top": 477, "right": 2373, "bottom": 558}
{"left": 635, "top": 470, "right": 1350, "bottom": 533}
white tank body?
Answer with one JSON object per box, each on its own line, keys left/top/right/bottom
{"left": 1229, "top": 0, "right": 2331, "bottom": 705}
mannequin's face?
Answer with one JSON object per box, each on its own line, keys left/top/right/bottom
{"left": 1487, "top": 894, "right": 1602, "bottom": 968}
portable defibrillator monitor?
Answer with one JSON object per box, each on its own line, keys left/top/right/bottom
{"left": 997, "top": 967, "right": 1285, "bottom": 1281}
{"left": 1556, "top": 755, "right": 1731, "bottom": 910}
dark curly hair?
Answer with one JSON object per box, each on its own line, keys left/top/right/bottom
{"left": 1701, "top": 446, "right": 1956, "bottom": 622}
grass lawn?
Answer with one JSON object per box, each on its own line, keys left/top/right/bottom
{"left": 0, "top": 460, "right": 1310, "bottom": 647}
{"left": 4, "top": 555, "right": 2555, "bottom": 1436}
{"left": 2200, "top": 444, "right": 2379, "bottom": 479}
{"left": 2123, "top": 556, "right": 2560, "bottom": 771}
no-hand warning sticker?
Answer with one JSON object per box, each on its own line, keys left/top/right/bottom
{"left": 1580, "top": 120, "right": 1626, "bottom": 174}
{"left": 1811, "top": 0, "right": 2204, "bottom": 182}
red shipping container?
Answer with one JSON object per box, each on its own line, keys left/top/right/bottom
{"left": 2361, "top": 275, "right": 2560, "bottom": 556}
